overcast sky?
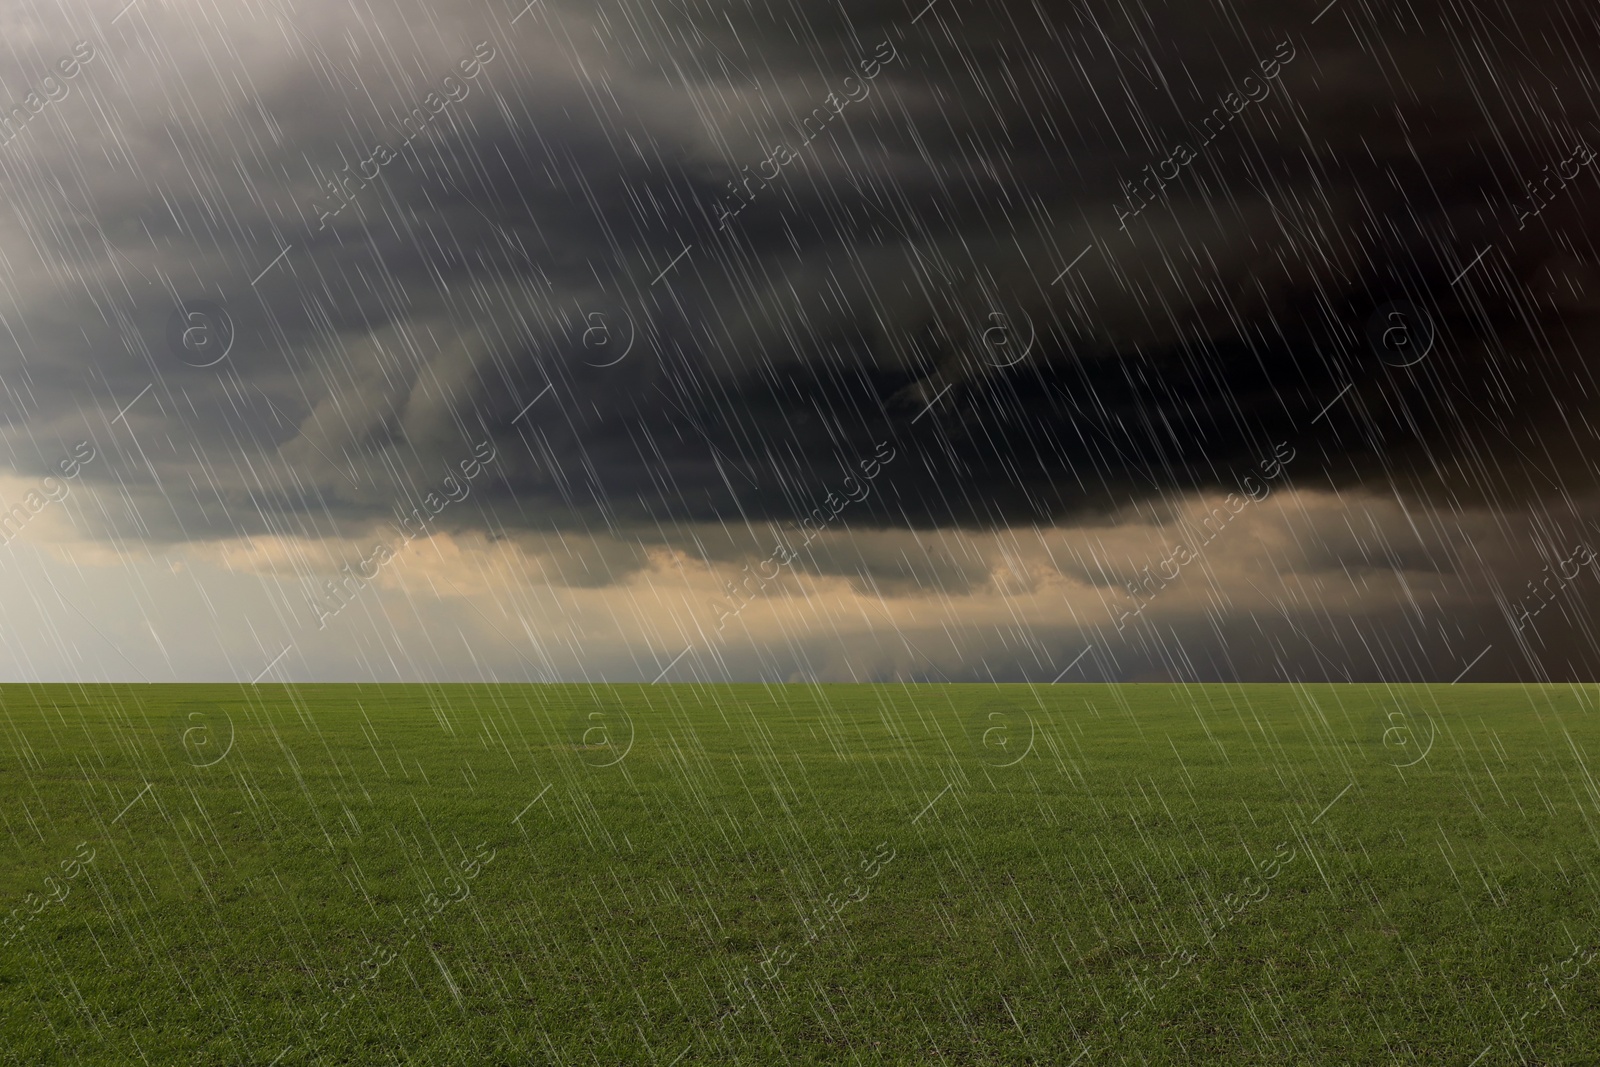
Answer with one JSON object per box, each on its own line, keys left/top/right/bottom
{"left": 0, "top": 0, "right": 1596, "bottom": 683}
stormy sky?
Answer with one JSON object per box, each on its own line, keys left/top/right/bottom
{"left": 0, "top": 0, "right": 1598, "bottom": 683}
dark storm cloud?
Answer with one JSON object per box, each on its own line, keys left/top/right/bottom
{"left": 1, "top": 0, "right": 1598, "bottom": 558}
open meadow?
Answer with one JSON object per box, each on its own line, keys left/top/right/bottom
{"left": 3, "top": 683, "right": 1599, "bottom": 1064}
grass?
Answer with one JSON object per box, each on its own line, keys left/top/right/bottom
{"left": 2, "top": 682, "right": 1599, "bottom": 1064}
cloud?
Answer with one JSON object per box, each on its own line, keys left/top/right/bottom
{"left": 0, "top": 0, "right": 1596, "bottom": 680}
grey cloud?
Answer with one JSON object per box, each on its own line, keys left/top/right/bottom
{"left": 0, "top": 5, "right": 1580, "bottom": 525}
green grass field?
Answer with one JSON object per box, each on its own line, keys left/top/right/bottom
{"left": 3, "top": 683, "right": 1599, "bottom": 1064}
